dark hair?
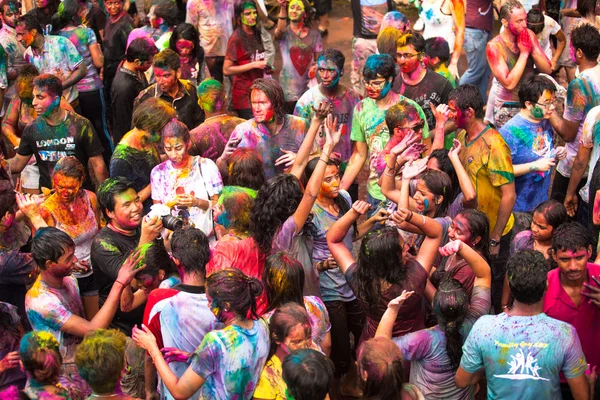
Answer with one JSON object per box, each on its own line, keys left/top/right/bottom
{"left": 433, "top": 279, "right": 469, "bottom": 368}
{"left": 417, "top": 169, "right": 452, "bottom": 218}
{"left": 16, "top": 14, "right": 42, "bottom": 34}
{"left": 263, "top": 251, "right": 305, "bottom": 311}
{"left": 551, "top": 221, "right": 593, "bottom": 254}
{"left": 50, "top": 0, "right": 80, "bottom": 31}
{"left": 132, "top": 98, "right": 177, "bottom": 132}
{"left": 52, "top": 156, "right": 85, "bottom": 181}
{"left": 15, "top": 63, "right": 40, "bottom": 102}
{"left": 135, "top": 240, "right": 177, "bottom": 280}
{"left": 500, "top": 0, "right": 524, "bottom": 22}
{"left": 249, "top": 79, "right": 286, "bottom": 123}
{"left": 570, "top": 23, "right": 600, "bottom": 61}
{"left": 20, "top": 331, "right": 63, "bottom": 385}
{"left": 358, "top": 337, "right": 405, "bottom": 400}
{"left": 171, "top": 227, "right": 210, "bottom": 276}
{"left": 227, "top": 148, "right": 266, "bottom": 191}
{"left": 507, "top": 250, "right": 549, "bottom": 304}
{"left": 206, "top": 268, "right": 264, "bottom": 319}
{"left": 363, "top": 53, "right": 396, "bottom": 80}
{"left": 218, "top": 187, "right": 255, "bottom": 233}
{"left": 282, "top": 349, "right": 334, "bottom": 400}
{"left": 428, "top": 150, "right": 460, "bottom": 203}
{"left": 234, "top": 0, "right": 263, "bottom": 40}
{"left": 377, "top": 27, "right": 403, "bottom": 58}
{"left": 577, "top": 0, "right": 598, "bottom": 18}
{"left": 527, "top": 7, "right": 545, "bottom": 35}
{"left": 397, "top": 30, "right": 426, "bottom": 53}
{"left": 448, "top": 84, "right": 485, "bottom": 119}
{"left": 456, "top": 209, "right": 490, "bottom": 261}
{"left": 534, "top": 200, "right": 568, "bottom": 229}
{"left": 169, "top": 23, "right": 203, "bottom": 64}
{"left": 162, "top": 119, "right": 191, "bottom": 144}
{"left": 0, "top": 0, "right": 20, "bottom": 16}
{"left": 152, "top": 0, "right": 179, "bottom": 26}
{"left": 250, "top": 174, "right": 303, "bottom": 254}
{"left": 31, "top": 227, "right": 75, "bottom": 269}
{"left": 32, "top": 74, "right": 63, "bottom": 99}
{"left": 126, "top": 37, "right": 159, "bottom": 63}
{"left": 96, "top": 176, "right": 137, "bottom": 219}
{"left": 75, "top": 329, "right": 127, "bottom": 394}
{"left": 0, "top": 303, "right": 21, "bottom": 352}
{"left": 153, "top": 48, "right": 181, "bottom": 71}
{"left": 518, "top": 74, "right": 556, "bottom": 108}
{"left": 318, "top": 48, "right": 345, "bottom": 72}
{"left": 355, "top": 226, "right": 406, "bottom": 306}
{"left": 269, "top": 302, "right": 311, "bottom": 358}
{"left": 425, "top": 37, "right": 450, "bottom": 64}
{"left": 385, "top": 100, "right": 422, "bottom": 133}
{"left": 0, "top": 180, "right": 16, "bottom": 217}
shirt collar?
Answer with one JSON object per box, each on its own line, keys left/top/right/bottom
{"left": 154, "top": 80, "right": 189, "bottom": 100}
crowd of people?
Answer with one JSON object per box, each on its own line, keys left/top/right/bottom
{"left": 0, "top": 0, "right": 600, "bottom": 398}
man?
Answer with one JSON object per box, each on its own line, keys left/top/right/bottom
{"left": 217, "top": 78, "right": 308, "bottom": 179}
{"left": 486, "top": 0, "right": 551, "bottom": 129}
{"left": 9, "top": 74, "right": 108, "bottom": 192}
{"left": 25, "top": 226, "right": 144, "bottom": 397}
{"left": 143, "top": 227, "right": 221, "bottom": 400}
{"left": 0, "top": 0, "right": 27, "bottom": 116}
{"left": 189, "top": 78, "right": 245, "bottom": 162}
{"left": 16, "top": 14, "right": 87, "bottom": 109}
{"left": 340, "top": 54, "right": 429, "bottom": 210}
{"left": 553, "top": 24, "right": 600, "bottom": 223}
{"left": 111, "top": 37, "right": 158, "bottom": 144}
{"left": 456, "top": 250, "right": 590, "bottom": 399}
{"left": 91, "top": 177, "right": 162, "bottom": 335}
{"left": 134, "top": 48, "right": 203, "bottom": 130}
{"left": 126, "top": 0, "right": 177, "bottom": 50}
{"left": 546, "top": 222, "right": 600, "bottom": 399}
{"left": 448, "top": 84, "right": 516, "bottom": 312}
{"left": 294, "top": 49, "right": 361, "bottom": 199}
{"left": 392, "top": 31, "right": 454, "bottom": 133}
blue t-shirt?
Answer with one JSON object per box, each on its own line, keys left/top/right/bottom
{"left": 499, "top": 114, "right": 554, "bottom": 212}
{"left": 461, "top": 313, "right": 587, "bottom": 400}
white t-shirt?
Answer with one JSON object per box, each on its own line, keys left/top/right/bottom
{"left": 536, "top": 15, "right": 561, "bottom": 61}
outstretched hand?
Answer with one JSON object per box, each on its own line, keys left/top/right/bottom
{"left": 324, "top": 114, "right": 342, "bottom": 148}
{"left": 430, "top": 102, "right": 451, "bottom": 126}
{"left": 439, "top": 239, "right": 464, "bottom": 257}
{"left": 387, "top": 290, "right": 415, "bottom": 311}
{"left": 351, "top": 200, "right": 372, "bottom": 215}
{"left": 312, "top": 100, "right": 332, "bottom": 122}
{"left": 132, "top": 324, "right": 158, "bottom": 352}
{"left": 116, "top": 248, "right": 146, "bottom": 284}
{"left": 582, "top": 275, "right": 600, "bottom": 308}
{"left": 401, "top": 158, "right": 428, "bottom": 180}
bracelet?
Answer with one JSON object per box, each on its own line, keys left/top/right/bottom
{"left": 406, "top": 210, "right": 413, "bottom": 222}
{"left": 318, "top": 158, "right": 328, "bottom": 164}
{"left": 384, "top": 169, "right": 396, "bottom": 177}
{"left": 278, "top": 16, "right": 287, "bottom": 19}
{"left": 115, "top": 280, "right": 126, "bottom": 288}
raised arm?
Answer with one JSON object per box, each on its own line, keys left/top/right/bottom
{"left": 448, "top": 139, "right": 477, "bottom": 208}
{"left": 528, "top": 30, "right": 552, "bottom": 74}
{"left": 274, "top": 0, "right": 288, "bottom": 40}
{"left": 327, "top": 200, "right": 371, "bottom": 275}
{"left": 487, "top": 37, "right": 531, "bottom": 92}
{"left": 380, "top": 131, "right": 423, "bottom": 204}
{"left": 374, "top": 290, "right": 415, "bottom": 339}
{"left": 289, "top": 101, "right": 331, "bottom": 178}
{"left": 448, "top": 0, "right": 466, "bottom": 78}
{"left": 439, "top": 240, "right": 491, "bottom": 288}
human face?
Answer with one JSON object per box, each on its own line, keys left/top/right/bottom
{"left": 317, "top": 58, "right": 341, "bottom": 89}
{"left": 288, "top": 0, "right": 305, "bottom": 22}
{"left": 53, "top": 173, "right": 82, "bottom": 202}
{"left": 36, "top": 0, "right": 48, "bottom": 8}
{"left": 107, "top": 188, "right": 143, "bottom": 230}
{"left": 396, "top": 44, "right": 421, "bottom": 74}
{"left": 553, "top": 247, "right": 591, "bottom": 284}
{"left": 364, "top": 74, "right": 391, "bottom": 100}
{"left": 176, "top": 39, "right": 194, "bottom": 59}
{"left": 148, "top": 6, "right": 161, "bottom": 28}
{"left": 1, "top": 3, "right": 20, "bottom": 28}
{"left": 413, "top": 179, "right": 437, "bottom": 214}
{"left": 394, "top": 120, "right": 424, "bottom": 139}
{"left": 48, "top": 246, "right": 78, "bottom": 278}
{"left": 507, "top": 7, "right": 528, "bottom": 36}
{"left": 163, "top": 136, "right": 189, "bottom": 167}
{"left": 530, "top": 90, "right": 556, "bottom": 120}
{"left": 320, "top": 165, "right": 340, "bottom": 198}
{"left": 134, "top": 273, "right": 163, "bottom": 294}
{"left": 530, "top": 211, "right": 553, "bottom": 242}
{"left": 136, "top": 59, "right": 153, "bottom": 73}
{"left": 32, "top": 87, "right": 60, "bottom": 117}
{"left": 105, "top": 0, "right": 123, "bottom": 17}
{"left": 251, "top": 89, "right": 275, "bottom": 123}
{"left": 447, "top": 100, "right": 466, "bottom": 129}
{"left": 241, "top": 5, "right": 257, "bottom": 27}
{"left": 154, "top": 67, "right": 179, "bottom": 94}
{"left": 281, "top": 323, "right": 312, "bottom": 353}
{"left": 448, "top": 214, "right": 474, "bottom": 244}
{"left": 16, "top": 23, "right": 35, "bottom": 48}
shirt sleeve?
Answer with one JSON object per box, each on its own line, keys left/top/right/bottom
{"left": 580, "top": 108, "right": 600, "bottom": 148}
{"left": 201, "top": 159, "right": 223, "bottom": 196}
{"left": 16, "top": 127, "right": 34, "bottom": 156}
{"left": 225, "top": 34, "right": 239, "bottom": 63}
{"left": 466, "top": 286, "right": 491, "bottom": 322}
{"left": 28, "top": 291, "right": 73, "bottom": 330}
{"left": 62, "top": 37, "right": 84, "bottom": 71}
{"left": 109, "top": 156, "right": 132, "bottom": 179}
{"left": 0, "top": 45, "right": 8, "bottom": 89}
{"left": 273, "top": 216, "right": 297, "bottom": 251}
{"left": 561, "top": 324, "right": 588, "bottom": 379}
{"left": 547, "top": 16, "right": 561, "bottom": 35}
{"left": 564, "top": 78, "right": 587, "bottom": 125}
{"left": 459, "top": 319, "right": 486, "bottom": 373}
{"left": 393, "top": 330, "right": 433, "bottom": 361}
{"left": 190, "top": 332, "right": 219, "bottom": 379}
{"left": 487, "top": 133, "right": 515, "bottom": 187}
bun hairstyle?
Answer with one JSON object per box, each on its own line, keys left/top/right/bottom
{"left": 19, "top": 331, "right": 63, "bottom": 385}
{"left": 358, "top": 337, "right": 405, "bottom": 400}
{"left": 206, "top": 269, "right": 264, "bottom": 319}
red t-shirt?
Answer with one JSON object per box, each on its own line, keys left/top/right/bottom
{"left": 225, "top": 28, "right": 265, "bottom": 110}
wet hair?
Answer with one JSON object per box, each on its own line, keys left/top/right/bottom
{"left": 363, "top": 53, "right": 396, "bottom": 80}
{"left": 263, "top": 251, "right": 305, "bottom": 312}
{"left": 577, "top": 0, "right": 598, "bottom": 17}
{"left": 397, "top": 31, "right": 426, "bottom": 53}
{"left": 0, "top": 180, "right": 16, "bottom": 217}
{"left": 570, "top": 23, "right": 600, "bottom": 61}
{"left": 75, "top": 329, "right": 127, "bottom": 394}
{"left": 218, "top": 187, "right": 255, "bottom": 233}
{"left": 51, "top": 156, "right": 85, "bottom": 182}
{"left": 250, "top": 174, "right": 303, "bottom": 254}
{"left": 417, "top": 169, "right": 452, "bottom": 218}
{"left": 32, "top": 74, "right": 62, "bottom": 99}
{"left": 282, "top": 349, "right": 334, "bottom": 400}
{"left": 428, "top": 149, "right": 460, "bottom": 203}
{"left": 152, "top": 0, "right": 179, "bottom": 27}
{"left": 433, "top": 279, "right": 469, "bottom": 368}
{"left": 227, "top": 148, "right": 266, "bottom": 191}
{"left": 526, "top": 7, "right": 545, "bottom": 35}
{"left": 196, "top": 78, "right": 224, "bottom": 113}
{"left": 500, "top": 0, "right": 524, "bottom": 22}
{"left": 171, "top": 227, "right": 210, "bottom": 276}
{"left": 456, "top": 209, "right": 490, "bottom": 261}
{"left": 19, "top": 331, "right": 62, "bottom": 385}
{"left": 16, "top": 14, "right": 42, "bottom": 34}
{"left": 507, "top": 250, "right": 549, "bottom": 304}
{"left": 358, "top": 337, "right": 405, "bottom": 400}
{"left": 448, "top": 84, "right": 485, "bottom": 119}
{"left": 534, "top": 200, "right": 568, "bottom": 230}
{"left": 132, "top": 98, "right": 177, "bottom": 133}
{"left": 161, "top": 119, "right": 191, "bottom": 144}
{"left": 268, "top": 302, "right": 312, "bottom": 358}
{"left": 15, "top": 63, "right": 40, "bottom": 102}
{"left": 377, "top": 27, "right": 404, "bottom": 58}
{"left": 169, "top": 23, "right": 203, "bottom": 64}
{"left": 206, "top": 268, "right": 264, "bottom": 319}
{"left": 126, "top": 37, "right": 158, "bottom": 63}
{"left": 249, "top": 79, "right": 286, "bottom": 123}
{"left": 97, "top": 176, "right": 137, "bottom": 219}
{"left": 355, "top": 226, "right": 407, "bottom": 306}
{"left": 135, "top": 240, "right": 177, "bottom": 281}
{"left": 385, "top": 100, "right": 422, "bottom": 133}
{"left": 551, "top": 221, "right": 593, "bottom": 254}
{"left": 425, "top": 37, "right": 450, "bottom": 65}
{"left": 318, "top": 48, "right": 345, "bottom": 72}
{"left": 31, "top": 227, "right": 75, "bottom": 270}
{"left": 153, "top": 48, "right": 181, "bottom": 71}
{"left": 518, "top": 74, "right": 556, "bottom": 108}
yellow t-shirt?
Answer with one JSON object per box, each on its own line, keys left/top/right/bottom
{"left": 253, "top": 355, "right": 288, "bottom": 400}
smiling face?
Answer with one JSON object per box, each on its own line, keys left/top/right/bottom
{"left": 280, "top": 323, "right": 312, "bottom": 353}
{"left": 251, "top": 89, "right": 275, "bottom": 123}
{"left": 413, "top": 179, "right": 437, "bottom": 214}
{"left": 163, "top": 136, "right": 189, "bottom": 167}
{"left": 317, "top": 58, "right": 341, "bottom": 89}
{"left": 288, "top": 0, "right": 305, "bottom": 22}
{"left": 553, "top": 246, "right": 591, "bottom": 284}
{"left": 364, "top": 74, "right": 392, "bottom": 100}
{"left": 106, "top": 188, "right": 143, "bottom": 230}
{"left": 448, "top": 214, "right": 474, "bottom": 244}
{"left": 32, "top": 87, "right": 60, "bottom": 117}
{"left": 53, "top": 173, "right": 82, "bottom": 203}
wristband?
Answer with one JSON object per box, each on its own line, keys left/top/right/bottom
{"left": 406, "top": 210, "right": 413, "bottom": 222}
{"left": 115, "top": 280, "right": 127, "bottom": 288}
{"left": 278, "top": 16, "right": 287, "bottom": 19}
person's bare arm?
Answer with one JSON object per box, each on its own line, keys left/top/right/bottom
{"left": 340, "top": 141, "right": 368, "bottom": 190}
{"left": 564, "top": 146, "right": 591, "bottom": 217}
{"left": 528, "top": 30, "right": 552, "bottom": 74}
{"left": 274, "top": 0, "right": 287, "bottom": 40}
{"left": 137, "top": 184, "right": 152, "bottom": 203}
{"left": 327, "top": 202, "right": 370, "bottom": 275}
{"left": 223, "top": 59, "right": 268, "bottom": 76}
{"left": 455, "top": 366, "right": 485, "bottom": 388}
{"left": 374, "top": 290, "right": 415, "bottom": 339}
{"left": 490, "top": 183, "right": 516, "bottom": 251}
{"left": 448, "top": 0, "right": 465, "bottom": 77}
{"left": 548, "top": 112, "right": 579, "bottom": 142}
{"left": 486, "top": 41, "right": 530, "bottom": 91}
{"left": 89, "top": 42, "right": 104, "bottom": 69}
{"left": 1, "top": 98, "right": 21, "bottom": 148}
{"left": 551, "top": 29, "right": 567, "bottom": 71}
{"left": 62, "top": 63, "right": 87, "bottom": 89}
{"left": 512, "top": 157, "right": 555, "bottom": 176}
{"left": 8, "top": 154, "right": 31, "bottom": 174}
{"left": 120, "top": 283, "right": 148, "bottom": 312}
{"left": 89, "top": 155, "right": 108, "bottom": 187}
{"left": 145, "top": 353, "right": 159, "bottom": 400}
{"left": 566, "top": 373, "right": 591, "bottom": 400}
{"left": 448, "top": 140, "right": 477, "bottom": 208}
{"left": 289, "top": 102, "right": 330, "bottom": 178}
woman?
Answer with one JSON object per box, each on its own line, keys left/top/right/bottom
{"left": 132, "top": 268, "right": 269, "bottom": 400}
{"left": 28, "top": 0, "right": 60, "bottom": 28}
{"left": 253, "top": 303, "right": 316, "bottom": 400}
{"left": 0, "top": 302, "right": 25, "bottom": 391}
{"left": 110, "top": 98, "right": 176, "bottom": 214}
{"left": 327, "top": 201, "right": 443, "bottom": 342}
{"left": 376, "top": 239, "right": 491, "bottom": 399}
{"left": 224, "top": 0, "right": 269, "bottom": 119}
{"left": 227, "top": 148, "right": 266, "bottom": 191}
{"left": 39, "top": 156, "right": 101, "bottom": 320}
{"left": 169, "top": 23, "right": 203, "bottom": 85}
{"left": 150, "top": 119, "right": 223, "bottom": 237}
{"left": 281, "top": 349, "right": 335, "bottom": 400}
{"left": 262, "top": 251, "right": 331, "bottom": 354}
{"left": 357, "top": 337, "right": 424, "bottom": 400}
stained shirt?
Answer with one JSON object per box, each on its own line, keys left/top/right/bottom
{"left": 578, "top": 106, "right": 600, "bottom": 203}
{"left": 57, "top": 27, "right": 103, "bottom": 93}
{"left": 189, "top": 115, "right": 246, "bottom": 162}
{"left": 127, "top": 26, "right": 172, "bottom": 51}
{"left": 186, "top": 0, "right": 234, "bottom": 57}
{"left": 351, "top": 0, "right": 393, "bottom": 39}
{"left": 103, "top": 13, "right": 134, "bottom": 89}
{"left": 0, "top": 24, "right": 27, "bottom": 109}
{"left": 225, "top": 28, "right": 265, "bottom": 110}
{"left": 110, "top": 62, "right": 149, "bottom": 144}
{"left": 252, "top": 355, "right": 288, "bottom": 400}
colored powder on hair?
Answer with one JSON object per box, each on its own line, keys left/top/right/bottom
{"left": 137, "top": 243, "right": 153, "bottom": 269}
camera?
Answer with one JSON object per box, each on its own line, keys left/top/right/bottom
{"left": 146, "top": 204, "right": 183, "bottom": 231}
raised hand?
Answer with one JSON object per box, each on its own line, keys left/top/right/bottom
{"left": 439, "top": 239, "right": 464, "bottom": 257}
{"left": 351, "top": 200, "right": 372, "bottom": 215}
{"left": 390, "top": 130, "right": 420, "bottom": 156}
{"left": 324, "top": 114, "right": 342, "bottom": 148}
{"left": 312, "top": 100, "right": 332, "bottom": 122}
{"left": 116, "top": 248, "right": 146, "bottom": 284}
{"left": 430, "top": 102, "right": 451, "bottom": 127}
{"left": 401, "top": 158, "right": 428, "bottom": 180}
{"left": 161, "top": 347, "right": 192, "bottom": 364}
{"left": 517, "top": 29, "right": 532, "bottom": 55}
{"left": 132, "top": 324, "right": 158, "bottom": 352}
{"left": 387, "top": 290, "right": 415, "bottom": 311}
{"left": 401, "top": 143, "right": 427, "bottom": 162}
{"left": 448, "top": 139, "right": 462, "bottom": 159}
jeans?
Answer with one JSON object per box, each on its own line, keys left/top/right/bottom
{"left": 324, "top": 299, "right": 365, "bottom": 377}
{"left": 459, "top": 28, "right": 492, "bottom": 102}
{"left": 491, "top": 229, "right": 513, "bottom": 313}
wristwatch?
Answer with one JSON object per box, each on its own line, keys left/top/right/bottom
{"left": 490, "top": 239, "right": 500, "bottom": 247}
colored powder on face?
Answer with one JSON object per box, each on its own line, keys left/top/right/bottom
{"left": 197, "top": 79, "right": 224, "bottom": 113}
{"left": 423, "top": 198, "right": 430, "bottom": 212}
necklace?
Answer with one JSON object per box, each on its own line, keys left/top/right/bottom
{"left": 90, "top": 394, "right": 119, "bottom": 398}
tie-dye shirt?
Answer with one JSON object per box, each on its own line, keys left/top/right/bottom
{"left": 0, "top": 24, "right": 27, "bottom": 108}
{"left": 186, "top": 0, "right": 234, "bottom": 57}
{"left": 190, "top": 319, "right": 270, "bottom": 400}
{"left": 25, "top": 275, "right": 84, "bottom": 364}
{"left": 57, "top": 27, "right": 103, "bottom": 93}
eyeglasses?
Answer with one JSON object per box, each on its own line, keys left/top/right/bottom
{"left": 363, "top": 79, "right": 387, "bottom": 89}
{"left": 397, "top": 122, "right": 425, "bottom": 133}
{"left": 395, "top": 52, "right": 421, "bottom": 60}
{"left": 536, "top": 100, "right": 557, "bottom": 109}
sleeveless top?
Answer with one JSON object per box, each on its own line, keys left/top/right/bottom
{"left": 420, "top": 0, "right": 456, "bottom": 51}
{"left": 491, "top": 35, "right": 534, "bottom": 103}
